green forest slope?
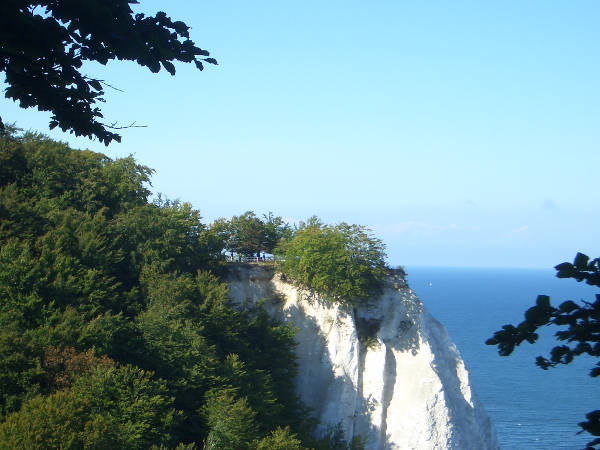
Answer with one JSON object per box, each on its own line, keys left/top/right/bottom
{"left": 0, "top": 130, "right": 368, "bottom": 449}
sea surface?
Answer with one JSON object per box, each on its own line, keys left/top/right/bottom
{"left": 405, "top": 266, "right": 599, "bottom": 450}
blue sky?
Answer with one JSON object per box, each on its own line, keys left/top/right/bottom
{"left": 2, "top": 1, "right": 599, "bottom": 268}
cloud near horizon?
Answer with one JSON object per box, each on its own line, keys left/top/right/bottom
{"left": 372, "top": 221, "right": 464, "bottom": 236}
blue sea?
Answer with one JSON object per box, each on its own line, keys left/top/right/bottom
{"left": 405, "top": 266, "right": 600, "bottom": 450}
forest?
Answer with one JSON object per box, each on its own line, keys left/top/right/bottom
{"left": 0, "top": 128, "right": 385, "bottom": 449}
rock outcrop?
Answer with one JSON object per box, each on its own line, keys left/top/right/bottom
{"left": 227, "top": 264, "right": 499, "bottom": 450}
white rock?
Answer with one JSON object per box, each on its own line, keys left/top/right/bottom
{"left": 227, "top": 265, "right": 499, "bottom": 450}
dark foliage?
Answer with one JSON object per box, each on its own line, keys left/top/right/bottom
{"left": 486, "top": 252, "right": 600, "bottom": 449}
{"left": 211, "top": 211, "right": 292, "bottom": 259}
{"left": 0, "top": 1, "right": 217, "bottom": 144}
{"left": 0, "top": 131, "right": 319, "bottom": 448}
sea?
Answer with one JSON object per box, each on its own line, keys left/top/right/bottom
{"left": 405, "top": 266, "right": 600, "bottom": 450}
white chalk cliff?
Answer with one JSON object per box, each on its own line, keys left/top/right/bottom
{"left": 227, "top": 265, "right": 499, "bottom": 450}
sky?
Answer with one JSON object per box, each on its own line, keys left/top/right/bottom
{"left": 2, "top": 1, "right": 600, "bottom": 268}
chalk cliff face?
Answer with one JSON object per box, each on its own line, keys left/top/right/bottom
{"left": 227, "top": 265, "right": 499, "bottom": 450}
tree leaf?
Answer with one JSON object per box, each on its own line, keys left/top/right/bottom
{"left": 162, "top": 61, "right": 176, "bottom": 75}
{"left": 88, "top": 79, "right": 103, "bottom": 91}
{"left": 574, "top": 252, "right": 590, "bottom": 270}
{"left": 559, "top": 300, "right": 578, "bottom": 313}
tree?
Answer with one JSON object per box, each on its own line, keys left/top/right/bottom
{"left": 262, "top": 212, "right": 292, "bottom": 255}
{"left": 0, "top": 362, "right": 179, "bottom": 449}
{"left": 274, "top": 219, "right": 387, "bottom": 304}
{"left": 209, "top": 212, "right": 291, "bottom": 260}
{"left": 256, "top": 427, "right": 307, "bottom": 450}
{"left": 0, "top": 1, "right": 217, "bottom": 145}
{"left": 209, "top": 217, "right": 234, "bottom": 257}
{"left": 71, "top": 364, "right": 179, "bottom": 449}
{"left": 229, "top": 211, "right": 265, "bottom": 258}
{"left": 0, "top": 389, "right": 120, "bottom": 449}
{"left": 204, "top": 390, "right": 259, "bottom": 450}
{"left": 486, "top": 252, "right": 600, "bottom": 449}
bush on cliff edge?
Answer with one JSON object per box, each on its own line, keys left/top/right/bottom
{"left": 274, "top": 217, "right": 387, "bottom": 305}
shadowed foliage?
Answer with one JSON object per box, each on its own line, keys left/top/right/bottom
{"left": 0, "top": 130, "right": 330, "bottom": 448}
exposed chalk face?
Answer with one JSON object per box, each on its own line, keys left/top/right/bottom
{"left": 227, "top": 265, "right": 499, "bottom": 450}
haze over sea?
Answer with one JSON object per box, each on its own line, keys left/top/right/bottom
{"left": 406, "top": 266, "right": 599, "bottom": 450}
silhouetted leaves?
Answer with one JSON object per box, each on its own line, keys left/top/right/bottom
{"left": 0, "top": 1, "right": 217, "bottom": 144}
{"left": 487, "top": 252, "right": 600, "bottom": 448}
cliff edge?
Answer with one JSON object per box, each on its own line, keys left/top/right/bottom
{"left": 227, "top": 264, "right": 499, "bottom": 450}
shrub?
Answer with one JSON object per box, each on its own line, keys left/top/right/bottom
{"left": 275, "top": 219, "right": 387, "bottom": 305}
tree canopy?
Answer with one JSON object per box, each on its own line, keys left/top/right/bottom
{"left": 0, "top": 1, "right": 217, "bottom": 144}
{"left": 210, "top": 211, "right": 292, "bottom": 259}
{"left": 274, "top": 218, "right": 388, "bottom": 305}
{"left": 486, "top": 252, "right": 600, "bottom": 449}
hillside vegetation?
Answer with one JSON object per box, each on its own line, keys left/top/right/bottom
{"left": 0, "top": 130, "right": 374, "bottom": 449}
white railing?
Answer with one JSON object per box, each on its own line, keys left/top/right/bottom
{"left": 224, "top": 254, "right": 275, "bottom": 263}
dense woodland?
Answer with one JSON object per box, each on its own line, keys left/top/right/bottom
{"left": 0, "top": 129, "right": 380, "bottom": 449}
